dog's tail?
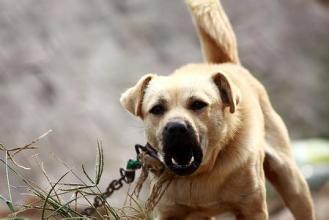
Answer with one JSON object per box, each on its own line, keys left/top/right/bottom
{"left": 186, "top": 0, "right": 240, "bottom": 64}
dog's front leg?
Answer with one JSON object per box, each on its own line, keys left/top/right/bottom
{"left": 236, "top": 200, "right": 268, "bottom": 220}
{"left": 155, "top": 207, "right": 215, "bottom": 220}
{"left": 235, "top": 184, "right": 268, "bottom": 220}
{"left": 236, "top": 211, "right": 268, "bottom": 220}
{"left": 235, "top": 200, "right": 268, "bottom": 220}
{"left": 156, "top": 215, "right": 214, "bottom": 220}
{"left": 185, "top": 212, "right": 215, "bottom": 220}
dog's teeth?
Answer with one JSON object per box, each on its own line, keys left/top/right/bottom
{"left": 189, "top": 156, "right": 194, "bottom": 165}
{"left": 171, "top": 156, "right": 194, "bottom": 167}
{"left": 172, "top": 158, "right": 179, "bottom": 165}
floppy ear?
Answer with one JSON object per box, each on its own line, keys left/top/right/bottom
{"left": 120, "top": 74, "right": 155, "bottom": 118}
{"left": 212, "top": 72, "right": 240, "bottom": 113}
{"left": 186, "top": 0, "right": 240, "bottom": 64}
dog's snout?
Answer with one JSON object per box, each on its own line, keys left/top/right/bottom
{"left": 162, "top": 120, "right": 203, "bottom": 176}
{"left": 164, "top": 122, "right": 187, "bottom": 135}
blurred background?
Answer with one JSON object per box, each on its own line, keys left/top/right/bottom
{"left": 0, "top": 0, "right": 328, "bottom": 219}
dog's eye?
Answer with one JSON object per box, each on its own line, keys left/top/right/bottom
{"left": 190, "top": 100, "right": 208, "bottom": 111}
{"left": 149, "top": 104, "right": 165, "bottom": 115}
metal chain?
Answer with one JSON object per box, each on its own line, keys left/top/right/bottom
{"left": 81, "top": 144, "right": 160, "bottom": 217}
{"left": 81, "top": 167, "right": 137, "bottom": 216}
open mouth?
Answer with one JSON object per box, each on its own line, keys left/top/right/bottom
{"left": 162, "top": 120, "right": 203, "bottom": 176}
{"left": 163, "top": 144, "right": 203, "bottom": 176}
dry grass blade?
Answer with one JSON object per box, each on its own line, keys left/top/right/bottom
{"left": 0, "top": 130, "right": 52, "bottom": 170}
{"left": 44, "top": 197, "right": 82, "bottom": 219}
{"left": 39, "top": 160, "right": 62, "bottom": 204}
{"left": 11, "top": 130, "right": 52, "bottom": 157}
{"left": 41, "top": 171, "right": 70, "bottom": 219}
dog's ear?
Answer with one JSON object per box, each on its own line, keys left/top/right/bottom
{"left": 186, "top": 0, "right": 239, "bottom": 64}
{"left": 212, "top": 72, "right": 240, "bottom": 113}
{"left": 120, "top": 74, "right": 155, "bottom": 118}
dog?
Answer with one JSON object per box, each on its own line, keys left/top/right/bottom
{"left": 120, "top": 0, "right": 315, "bottom": 219}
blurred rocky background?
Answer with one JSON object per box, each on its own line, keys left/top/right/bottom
{"left": 0, "top": 0, "right": 328, "bottom": 219}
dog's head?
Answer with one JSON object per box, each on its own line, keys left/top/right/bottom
{"left": 120, "top": 64, "right": 241, "bottom": 176}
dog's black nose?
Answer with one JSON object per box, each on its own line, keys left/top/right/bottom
{"left": 164, "top": 122, "right": 187, "bottom": 135}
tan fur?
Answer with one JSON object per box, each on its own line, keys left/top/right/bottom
{"left": 121, "top": 0, "right": 314, "bottom": 219}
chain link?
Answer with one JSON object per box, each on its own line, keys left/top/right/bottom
{"left": 81, "top": 144, "right": 158, "bottom": 217}
{"left": 81, "top": 169, "right": 136, "bottom": 216}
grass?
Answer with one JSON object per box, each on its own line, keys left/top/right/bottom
{"left": 0, "top": 132, "right": 153, "bottom": 220}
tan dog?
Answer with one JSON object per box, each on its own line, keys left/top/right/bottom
{"left": 120, "top": 0, "right": 315, "bottom": 219}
